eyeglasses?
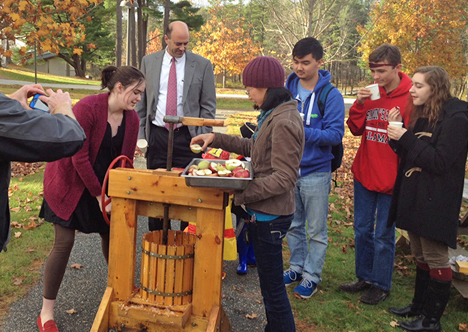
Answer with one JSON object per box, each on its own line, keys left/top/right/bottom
{"left": 245, "top": 88, "right": 253, "bottom": 96}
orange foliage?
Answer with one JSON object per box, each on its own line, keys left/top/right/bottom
{"left": 192, "top": 7, "right": 262, "bottom": 77}
{"left": 0, "top": 0, "right": 103, "bottom": 59}
{"left": 146, "top": 28, "right": 163, "bottom": 55}
{"left": 357, "top": 0, "right": 468, "bottom": 79}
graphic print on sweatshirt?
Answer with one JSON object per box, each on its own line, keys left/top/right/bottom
{"left": 365, "top": 107, "right": 389, "bottom": 144}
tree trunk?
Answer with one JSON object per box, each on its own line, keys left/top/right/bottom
{"left": 223, "top": 69, "right": 226, "bottom": 89}
{"left": 5, "top": 41, "right": 12, "bottom": 65}
{"left": 72, "top": 54, "right": 86, "bottom": 77}
{"left": 162, "top": 0, "right": 171, "bottom": 49}
{"left": 129, "top": 8, "right": 137, "bottom": 67}
{"left": 116, "top": 0, "right": 123, "bottom": 67}
{"left": 308, "top": 0, "right": 316, "bottom": 37}
{"left": 137, "top": 0, "right": 147, "bottom": 66}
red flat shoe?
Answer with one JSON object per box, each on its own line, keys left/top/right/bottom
{"left": 37, "top": 315, "right": 59, "bottom": 332}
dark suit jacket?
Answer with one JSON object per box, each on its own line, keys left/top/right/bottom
{"left": 136, "top": 50, "right": 217, "bottom": 138}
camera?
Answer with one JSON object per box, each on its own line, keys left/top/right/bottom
{"left": 29, "top": 94, "right": 49, "bottom": 113}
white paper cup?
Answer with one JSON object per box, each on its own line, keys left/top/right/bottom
{"left": 137, "top": 139, "right": 148, "bottom": 153}
{"left": 366, "top": 83, "right": 380, "bottom": 100}
{"left": 388, "top": 121, "right": 403, "bottom": 128}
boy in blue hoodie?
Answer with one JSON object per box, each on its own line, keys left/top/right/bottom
{"left": 284, "top": 37, "right": 345, "bottom": 299}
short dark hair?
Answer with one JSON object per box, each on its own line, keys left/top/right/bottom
{"left": 369, "top": 44, "right": 401, "bottom": 64}
{"left": 260, "top": 87, "right": 293, "bottom": 111}
{"left": 101, "top": 66, "right": 145, "bottom": 91}
{"left": 292, "top": 37, "right": 323, "bottom": 61}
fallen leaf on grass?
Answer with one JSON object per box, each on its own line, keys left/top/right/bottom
{"left": 390, "top": 320, "right": 399, "bottom": 327}
{"left": 11, "top": 221, "right": 23, "bottom": 229}
{"left": 12, "top": 277, "right": 25, "bottom": 286}
{"left": 342, "top": 245, "right": 348, "bottom": 254}
{"left": 10, "top": 207, "right": 21, "bottom": 213}
{"left": 14, "top": 232, "right": 22, "bottom": 238}
{"left": 66, "top": 309, "right": 77, "bottom": 315}
{"left": 71, "top": 263, "right": 83, "bottom": 270}
{"left": 459, "top": 323, "right": 468, "bottom": 331}
{"left": 23, "top": 220, "right": 39, "bottom": 230}
{"left": 26, "top": 249, "right": 35, "bottom": 253}
{"left": 246, "top": 313, "right": 258, "bottom": 319}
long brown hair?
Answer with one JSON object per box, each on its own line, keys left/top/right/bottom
{"left": 408, "top": 66, "right": 452, "bottom": 129}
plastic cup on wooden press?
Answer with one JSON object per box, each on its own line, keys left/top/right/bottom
{"left": 137, "top": 139, "right": 148, "bottom": 153}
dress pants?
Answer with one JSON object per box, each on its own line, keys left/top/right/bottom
{"left": 147, "top": 124, "right": 198, "bottom": 231}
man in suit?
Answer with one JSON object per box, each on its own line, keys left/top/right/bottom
{"left": 136, "top": 21, "right": 216, "bottom": 231}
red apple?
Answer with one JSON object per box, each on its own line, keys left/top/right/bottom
{"left": 233, "top": 169, "right": 250, "bottom": 178}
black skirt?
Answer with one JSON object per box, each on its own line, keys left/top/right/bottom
{"left": 40, "top": 117, "right": 126, "bottom": 234}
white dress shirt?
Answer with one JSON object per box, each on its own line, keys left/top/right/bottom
{"left": 152, "top": 49, "right": 186, "bottom": 128}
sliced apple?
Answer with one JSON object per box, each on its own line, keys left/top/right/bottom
{"left": 225, "top": 159, "right": 243, "bottom": 171}
{"left": 190, "top": 144, "right": 203, "bottom": 153}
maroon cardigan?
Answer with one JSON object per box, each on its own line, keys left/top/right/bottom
{"left": 43, "top": 93, "right": 139, "bottom": 220}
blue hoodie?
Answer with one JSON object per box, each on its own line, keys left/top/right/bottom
{"left": 285, "top": 69, "right": 345, "bottom": 176}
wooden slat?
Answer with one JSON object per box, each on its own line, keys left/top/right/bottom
{"left": 174, "top": 244, "right": 185, "bottom": 306}
{"left": 108, "top": 169, "right": 224, "bottom": 210}
{"left": 107, "top": 198, "right": 137, "bottom": 301}
{"left": 156, "top": 244, "right": 167, "bottom": 305}
{"left": 192, "top": 208, "right": 225, "bottom": 317}
{"left": 137, "top": 202, "right": 199, "bottom": 224}
{"left": 165, "top": 245, "right": 176, "bottom": 306}
{"left": 206, "top": 305, "right": 220, "bottom": 332}
{"left": 183, "top": 243, "right": 194, "bottom": 305}
{"left": 90, "top": 287, "right": 113, "bottom": 332}
{"left": 140, "top": 233, "right": 151, "bottom": 301}
{"left": 148, "top": 238, "right": 158, "bottom": 303}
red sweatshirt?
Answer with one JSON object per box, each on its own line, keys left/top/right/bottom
{"left": 347, "top": 72, "right": 411, "bottom": 195}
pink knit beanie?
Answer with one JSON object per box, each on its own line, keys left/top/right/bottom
{"left": 243, "top": 56, "right": 285, "bottom": 88}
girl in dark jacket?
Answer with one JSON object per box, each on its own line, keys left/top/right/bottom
{"left": 387, "top": 66, "right": 468, "bottom": 332}
{"left": 37, "top": 66, "right": 145, "bottom": 332}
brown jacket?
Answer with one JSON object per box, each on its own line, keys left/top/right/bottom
{"left": 212, "top": 100, "right": 304, "bottom": 215}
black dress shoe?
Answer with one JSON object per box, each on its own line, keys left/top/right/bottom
{"left": 389, "top": 303, "right": 421, "bottom": 318}
{"left": 398, "top": 315, "right": 441, "bottom": 331}
{"left": 338, "top": 278, "right": 371, "bottom": 293}
{"left": 360, "top": 285, "right": 389, "bottom": 305}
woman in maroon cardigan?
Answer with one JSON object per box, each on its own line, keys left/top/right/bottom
{"left": 37, "top": 66, "right": 145, "bottom": 332}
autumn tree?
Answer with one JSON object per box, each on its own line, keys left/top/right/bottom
{"left": 146, "top": 28, "right": 163, "bottom": 54}
{"left": 0, "top": 0, "right": 104, "bottom": 77}
{"left": 192, "top": 7, "right": 262, "bottom": 88}
{"left": 357, "top": 0, "right": 468, "bottom": 94}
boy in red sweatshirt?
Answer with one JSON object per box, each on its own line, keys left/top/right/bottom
{"left": 339, "top": 44, "right": 411, "bottom": 304}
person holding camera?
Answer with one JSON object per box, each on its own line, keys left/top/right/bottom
{"left": 1, "top": 84, "right": 86, "bottom": 253}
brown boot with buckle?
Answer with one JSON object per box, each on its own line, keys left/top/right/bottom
{"left": 338, "top": 278, "right": 371, "bottom": 293}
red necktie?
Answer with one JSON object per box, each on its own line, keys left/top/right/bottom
{"left": 165, "top": 57, "right": 177, "bottom": 130}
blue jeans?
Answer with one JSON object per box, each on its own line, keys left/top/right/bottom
{"left": 353, "top": 180, "right": 395, "bottom": 291}
{"left": 248, "top": 215, "right": 296, "bottom": 332}
{"left": 287, "top": 172, "right": 331, "bottom": 285}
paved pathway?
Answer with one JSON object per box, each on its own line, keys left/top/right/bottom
{"left": 0, "top": 78, "right": 356, "bottom": 106}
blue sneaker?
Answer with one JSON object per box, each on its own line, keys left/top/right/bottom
{"left": 283, "top": 269, "right": 302, "bottom": 286}
{"left": 293, "top": 279, "right": 318, "bottom": 299}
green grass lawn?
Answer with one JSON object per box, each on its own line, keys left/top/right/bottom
{"left": 0, "top": 66, "right": 100, "bottom": 85}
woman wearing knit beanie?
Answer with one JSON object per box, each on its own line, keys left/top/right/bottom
{"left": 191, "top": 56, "right": 305, "bottom": 332}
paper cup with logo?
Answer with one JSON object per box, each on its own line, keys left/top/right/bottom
{"left": 388, "top": 121, "right": 403, "bottom": 128}
{"left": 366, "top": 83, "right": 380, "bottom": 101}
{"left": 137, "top": 139, "right": 148, "bottom": 153}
